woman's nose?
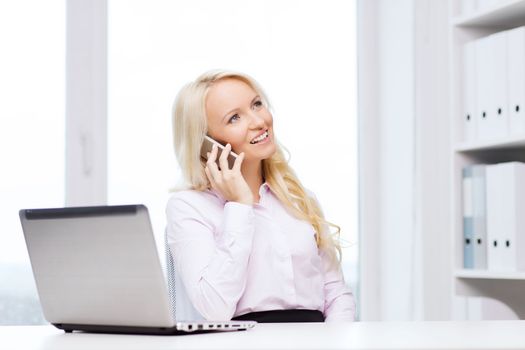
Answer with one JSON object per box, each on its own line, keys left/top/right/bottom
{"left": 248, "top": 111, "right": 265, "bottom": 128}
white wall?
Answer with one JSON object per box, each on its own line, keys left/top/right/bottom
{"left": 413, "top": 0, "right": 452, "bottom": 321}
{"left": 358, "top": 0, "right": 416, "bottom": 321}
{"left": 66, "top": 0, "right": 107, "bottom": 206}
{"left": 377, "top": 0, "right": 416, "bottom": 321}
{"left": 358, "top": 0, "right": 452, "bottom": 321}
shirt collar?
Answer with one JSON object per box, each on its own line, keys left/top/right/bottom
{"left": 207, "top": 182, "right": 272, "bottom": 203}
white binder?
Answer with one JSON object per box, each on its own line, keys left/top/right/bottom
{"left": 489, "top": 31, "right": 509, "bottom": 139}
{"left": 475, "top": 36, "right": 493, "bottom": 141}
{"left": 507, "top": 26, "right": 525, "bottom": 135}
{"left": 462, "top": 41, "right": 477, "bottom": 142}
{"left": 472, "top": 165, "right": 487, "bottom": 269}
{"left": 463, "top": 166, "right": 474, "bottom": 269}
{"left": 486, "top": 162, "right": 525, "bottom": 271}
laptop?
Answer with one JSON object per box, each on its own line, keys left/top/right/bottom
{"left": 19, "top": 204, "right": 256, "bottom": 335}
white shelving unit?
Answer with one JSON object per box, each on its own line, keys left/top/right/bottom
{"left": 454, "top": 135, "right": 525, "bottom": 152}
{"left": 455, "top": 269, "right": 525, "bottom": 280}
{"left": 450, "top": 0, "right": 525, "bottom": 319}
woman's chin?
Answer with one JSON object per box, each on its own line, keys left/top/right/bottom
{"left": 243, "top": 151, "right": 276, "bottom": 163}
{"left": 239, "top": 142, "right": 276, "bottom": 160}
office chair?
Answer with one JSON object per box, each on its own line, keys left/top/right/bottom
{"left": 164, "top": 230, "right": 204, "bottom": 321}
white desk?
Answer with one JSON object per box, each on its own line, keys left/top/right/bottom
{"left": 2, "top": 321, "right": 525, "bottom": 349}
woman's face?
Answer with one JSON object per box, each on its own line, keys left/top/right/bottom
{"left": 205, "top": 78, "right": 276, "bottom": 163}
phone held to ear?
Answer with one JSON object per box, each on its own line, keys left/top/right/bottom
{"left": 201, "top": 135, "right": 239, "bottom": 170}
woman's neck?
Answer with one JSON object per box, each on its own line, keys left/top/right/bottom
{"left": 241, "top": 160, "right": 264, "bottom": 202}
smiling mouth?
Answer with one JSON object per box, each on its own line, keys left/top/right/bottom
{"left": 250, "top": 130, "right": 269, "bottom": 144}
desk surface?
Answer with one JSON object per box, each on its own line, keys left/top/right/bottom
{"left": 2, "top": 321, "right": 525, "bottom": 349}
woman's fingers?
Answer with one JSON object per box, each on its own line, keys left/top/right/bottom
{"left": 204, "top": 142, "right": 251, "bottom": 204}
{"left": 218, "top": 143, "right": 231, "bottom": 171}
{"left": 204, "top": 166, "right": 216, "bottom": 188}
{"left": 206, "top": 145, "right": 221, "bottom": 179}
{"left": 233, "top": 152, "right": 244, "bottom": 173}
{"left": 206, "top": 143, "right": 219, "bottom": 167}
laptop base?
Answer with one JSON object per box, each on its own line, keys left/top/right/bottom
{"left": 53, "top": 323, "right": 220, "bottom": 336}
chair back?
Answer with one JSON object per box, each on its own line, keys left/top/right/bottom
{"left": 164, "top": 230, "right": 204, "bottom": 321}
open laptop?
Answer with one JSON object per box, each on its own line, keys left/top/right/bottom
{"left": 19, "top": 204, "right": 256, "bottom": 335}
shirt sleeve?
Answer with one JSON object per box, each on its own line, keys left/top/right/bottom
{"left": 320, "top": 248, "right": 356, "bottom": 322}
{"left": 166, "top": 195, "right": 255, "bottom": 321}
{"left": 305, "top": 188, "right": 356, "bottom": 322}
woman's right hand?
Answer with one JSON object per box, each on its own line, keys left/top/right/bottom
{"left": 204, "top": 143, "right": 254, "bottom": 205}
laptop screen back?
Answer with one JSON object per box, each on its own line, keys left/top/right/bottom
{"left": 19, "top": 205, "right": 174, "bottom": 328}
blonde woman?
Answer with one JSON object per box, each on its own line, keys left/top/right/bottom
{"left": 166, "top": 70, "right": 355, "bottom": 323}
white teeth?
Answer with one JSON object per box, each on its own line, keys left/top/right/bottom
{"left": 250, "top": 131, "right": 268, "bottom": 144}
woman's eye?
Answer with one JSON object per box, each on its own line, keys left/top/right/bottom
{"left": 253, "top": 100, "right": 263, "bottom": 108}
{"left": 228, "top": 114, "right": 240, "bottom": 123}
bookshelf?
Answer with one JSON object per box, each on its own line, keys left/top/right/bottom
{"left": 454, "top": 135, "right": 525, "bottom": 152}
{"left": 455, "top": 269, "right": 525, "bottom": 280}
{"left": 453, "top": 0, "right": 525, "bottom": 27}
{"left": 450, "top": 0, "right": 525, "bottom": 319}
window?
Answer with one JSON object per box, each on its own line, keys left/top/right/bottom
{"left": 0, "top": 1, "right": 65, "bottom": 324}
{"left": 108, "top": 0, "right": 358, "bottom": 313}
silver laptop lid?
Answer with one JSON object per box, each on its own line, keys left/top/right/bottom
{"left": 19, "top": 205, "right": 175, "bottom": 328}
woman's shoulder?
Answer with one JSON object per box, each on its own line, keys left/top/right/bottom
{"left": 166, "top": 188, "right": 222, "bottom": 212}
{"left": 165, "top": 189, "right": 221, "bottom": 233}
{"left": 168, "top": 188, "right": 216, "bottom": 203}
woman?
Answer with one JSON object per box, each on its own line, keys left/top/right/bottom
{"left": 166, "top": 70, "right": 355, "bottom": 323}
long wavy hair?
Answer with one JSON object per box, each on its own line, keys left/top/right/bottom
{"left": 171, "top": 69, "right": 342, "bottom": 265}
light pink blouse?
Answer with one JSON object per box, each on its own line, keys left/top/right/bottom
{"left": 165, "top": 182, "right": 356, "bottom": 322}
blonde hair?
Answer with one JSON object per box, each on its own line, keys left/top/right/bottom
{"left": 171, "top": 69, "right": 342, "bottom": 264}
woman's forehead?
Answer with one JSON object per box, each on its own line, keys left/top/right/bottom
{"left": 208, "top": 78, "right": 255, "bottom": 99}
{"left": 206, "top": 79, "right": 257, "bottom": 117}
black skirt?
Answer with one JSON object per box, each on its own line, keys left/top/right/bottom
{"left": 232, "top": 309, "right": 325, "bottom": 323}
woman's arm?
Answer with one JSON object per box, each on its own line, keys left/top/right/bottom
{"left": 321, "top": 249, "right": 356, "bottom": 322}
{"left": 166, "top": 194, "right": 255, "bottom": 321}
{"left": 306, "top": 189, "right": 356, "bottom": 321}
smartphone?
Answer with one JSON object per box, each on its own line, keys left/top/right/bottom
{"left": 200, "top": 135, "right": 239, "bottom": 170}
